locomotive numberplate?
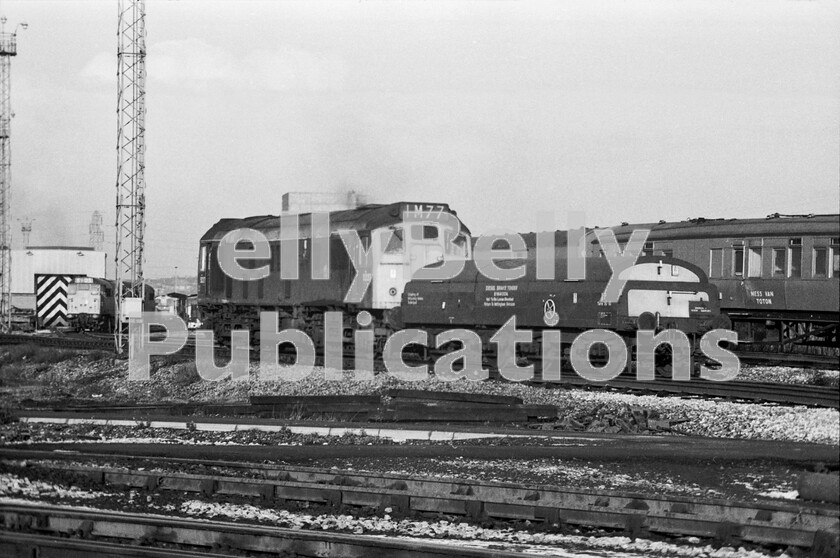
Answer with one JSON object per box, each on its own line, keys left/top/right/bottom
{"left": 404, "top": 203, "right": 447, "bottom": 220}
{"left": 689, "top": 303, "right": 712, "bottom": 315}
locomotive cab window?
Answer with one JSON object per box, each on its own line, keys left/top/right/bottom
{"left": 384, "top": 228, "right": 404, "bottom": 254}
{"left": 410, "top": 224, "right": 439, "bottom": 241}
{"left": 448, "top": 233, "right": 469, "bottom": 258}
{"left": 270, "top": 243, "right": 280, "bottom": 272}
{"left": 199, "top": 245, "right": 208, "bottom": 273}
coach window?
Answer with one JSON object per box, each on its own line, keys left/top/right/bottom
{"left": 788, "top": 238, "right": 802, "bottom": 278}
{"left": 772, "top": 248, "right": 786, "bottom": 277}
{"left": 814, "top": 247, "right": 828, "bottom": 278}
{"left": 831, "top": 238, "right": 840, "bottom": 278}
{"left": 747, "top": 245, "right": 762, "bottom": 277}
{"left": 733, "top": 244, "right": 745, "bottom": 276}
{"left": 709, "top": 248, "right": 723, "bottom": 278}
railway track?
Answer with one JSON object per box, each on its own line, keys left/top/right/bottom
{"left": 737, "top": 350, "right": 840, "bottom": 370}
{"left": 4, "top": 331, "right": 839, "bottom": 370}
{"left": 543, "top": 376, "right": 840, "bottom": 409}
{"left": 2, "top": 332, "right": 838, "bottom": 409}
{"left": 0, "top": 333, "right": 115, "bottom": 352}
{"left": 0, "top": 504, "right": 517, "bottom": 558}
{"left": 1, "top": 450, "right": 838, "bottom": 555}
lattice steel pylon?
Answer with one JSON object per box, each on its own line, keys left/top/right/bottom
{"left": 114, "top": 0, "right": 146, "bottom": 351}
{"left": 0, "top": 17, "right": 26, "bottom": 332}
{"left": 89, "top": 211, "right": 104, "bottom": 252}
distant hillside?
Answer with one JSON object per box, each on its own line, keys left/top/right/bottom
{"left": 147, "top": 276, "right": 197, "bottom": 296}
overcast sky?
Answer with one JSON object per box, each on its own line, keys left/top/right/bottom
{"left": 3, "top": 0, "right": 839, "bottom": 278}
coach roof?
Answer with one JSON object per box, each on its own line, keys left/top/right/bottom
{"left": 605, "top": 214, "right": 839, "bottom": 242}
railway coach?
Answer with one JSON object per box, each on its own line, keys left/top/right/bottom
{"left": 589, "top": 214, "right": 839, "bottom": 355}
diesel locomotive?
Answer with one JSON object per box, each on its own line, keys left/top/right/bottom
{"left": 196, "top": 202, "right": 725, "bottom": 374}
{"left": 66, "top": 277, "right": 156, "bottom": 332}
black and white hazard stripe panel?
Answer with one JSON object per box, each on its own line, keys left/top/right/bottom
{"left": 35, "top": 274, "right": 75, "bottom": 328}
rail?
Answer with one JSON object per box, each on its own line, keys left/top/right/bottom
{"left": 1, "top": 451, "right": 838, "bottom": 554}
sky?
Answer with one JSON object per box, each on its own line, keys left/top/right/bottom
{"left": 2, "top": 0, "right": 838, "bottom": 278}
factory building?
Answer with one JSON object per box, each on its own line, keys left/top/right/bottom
{"left": 10, "top": 246, "right": 107, "bottom": 329}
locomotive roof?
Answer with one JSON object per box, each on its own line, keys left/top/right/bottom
{"left": 69, "top": 277, "right": 155, "bottom": 295}
{"left": 201, "top": 202, "right": 470, "bottom": 242}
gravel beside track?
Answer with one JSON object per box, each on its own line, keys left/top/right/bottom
{"left": 2, "top": 354, "right": 838, "bottom": 445}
